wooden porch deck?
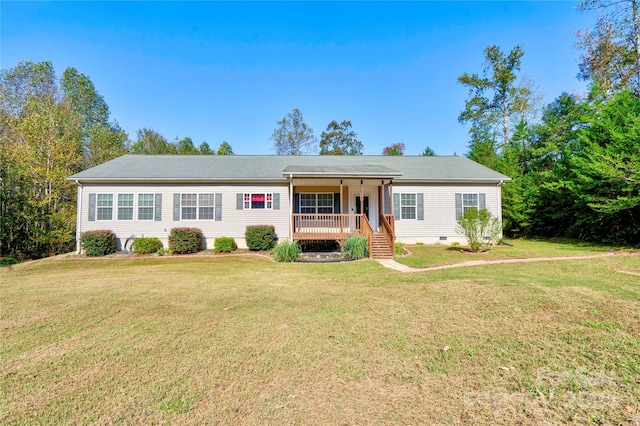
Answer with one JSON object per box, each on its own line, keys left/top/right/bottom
{"left": 291, "top": 213, "right": 395, "bottom": 258}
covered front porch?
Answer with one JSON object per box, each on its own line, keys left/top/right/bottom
{"left": 283, "top": 165, "right": 401, "bottom": 258}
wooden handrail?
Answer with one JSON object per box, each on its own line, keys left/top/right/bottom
{"left": 293, "top": 214, "right": 362, "bottom": 233}
{"left": 360, "top": 214, "right": 374, "bottom": 258}
{"left": 380, "top": 214, "right": 395, "bottom": 250}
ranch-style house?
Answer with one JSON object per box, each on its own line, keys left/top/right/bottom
{"left": 68, "top": 155, "right": 510, "bottom": 258}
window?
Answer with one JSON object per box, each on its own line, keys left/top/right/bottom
{"left": 96, "top": 194, "right": 113, "bottom": 220}
{"left": 244, "top": 193, "right": 273, "bottom": 209}
{"left": 400, "top": 193, "right": 416, "bottom": 220}
{"left": 181, "top": 194, "right": 197, "bottom": 220}
{"left": 463, "top": 193, "right": 479, "bottom": 213}
{"left": 117, "top": 194, "right": 134, "bottom": 220}
{"left": 300, "top": 193, "right": 316, "bottom": 214}
{"left": 181, "top": 193, "right": 215, "bottom": 220}
{"left": 198, "top": 194, "right": 214, "bottom": 219}
{"left": 317, "top": 194, "right": 333, "bottom": 214}
{"left": 455, "top": 192, "right": 484, "bottom": 220}
{"left": 299, "top": 193, "right": 333, "bottom": 214}
{"left": 138, "top": 194, "right": 155, "bottom": 220}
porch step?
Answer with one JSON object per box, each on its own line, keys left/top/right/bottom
{"left": 370, "top": 233, "right": 394, "bottom": 259}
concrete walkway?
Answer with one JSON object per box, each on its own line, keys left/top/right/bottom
{"left": 376, "top": 251, "right": 638, "bottom": 273}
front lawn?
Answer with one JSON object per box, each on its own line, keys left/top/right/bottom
{"left": 1, "top": 250, "right": 639, "bottom": 424}
{"left": 395, "top": 238, "right": 625, "bottom": 269}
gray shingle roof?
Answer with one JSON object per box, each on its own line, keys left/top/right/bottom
{"left": 68, "top": 155, "right": 510, "bottom": 183}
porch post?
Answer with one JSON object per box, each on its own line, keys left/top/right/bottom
{"left": 380, "top": 180, "right": 385, "bottom": 217}
{"left": 340, "top": 179, "right": 343, "bottom": 233}
{"left": 389, "top": 180, "right": 394, "bottom": 218}
{"left": 360, "top": 179, "right": 364, "bottom": 217}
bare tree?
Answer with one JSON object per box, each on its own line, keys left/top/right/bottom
{"left": 271, "top": 108, "right": 317, "bottom": 155}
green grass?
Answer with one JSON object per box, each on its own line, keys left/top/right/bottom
{"left": 396, "top": 238, "right": 626, "bottom": 269}
{"left": 1, "top": 247, "right": 639, "bottom": 425}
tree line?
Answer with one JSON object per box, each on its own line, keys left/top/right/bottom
{"left": 270, "top": 108, "right": 433, "bottom": 156}
{"left": 0, "top": 61, "right": 241, "bottom": 259}
{"left": 457, "top": 0, "right": 639, "bottom": 245}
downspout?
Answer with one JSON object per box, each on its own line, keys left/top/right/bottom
{"left": 289, "top": 174, "right": 293, "bottom": 241}
{"left": 497, "top": 179, "right": 504, "bottom": 239}
{"left": 75, "top": 180, "right": 82, "bottom": 254}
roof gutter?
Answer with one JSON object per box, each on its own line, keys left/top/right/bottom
{"left": 66, "top": 177, "right": 291, "bottom": 184}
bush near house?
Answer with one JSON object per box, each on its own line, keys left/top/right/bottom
{"left": 272, "top": 240, "right": 300, "bottom": 262}
{"left": 455, "top": 208, "right": 501, "bottom": 253}
{"left": 80, "top": 230, "right": 117, "bottom": 256}
{"left": 133, "top": 237, "right": 163, "bottom": 254}
{"left": 395, "top": 242, "right": 407, "bottom": 256}
{"left": 342, "top": 235, "right": 369, "bottom": 260}
{"left": 168, "top": 228, "right": 203, "bottom": 254}
{"left": 214, "top": 237, "right": 237, "bottom": 253}
{"left": 245, "top": 225, "right": 276, "bottom": 251}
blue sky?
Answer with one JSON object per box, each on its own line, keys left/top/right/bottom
{"left": 2, "top": 1, "right": 596, "bottom": 155}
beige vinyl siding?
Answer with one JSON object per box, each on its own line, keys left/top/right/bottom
{"left": 77, "top": 181, "right": 504, "bottom": 250}
{"left": 392, "top": 183, "right": 501, "bottom": 245}
{"left": 79, "top": 184, "right": 290, "bottom": 249}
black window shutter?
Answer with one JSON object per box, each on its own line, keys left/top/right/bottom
{"left": 393, "top": 193, "right": 400, "bottom": 220}
{"left": 455, "top": 193, "right": 462, "bottom": 219}
{"left": 154, "top": 194, "right": 162, "bottom": 221}
{"left": 173, "top": 194, "right": 181, "bottom": 221}
{"left": 294, "top": 193, "right": 300, "bottom": 214}
{"left": 215, "top": 193, "right": 222, "bottom": 221}
{"left": 236, "top": 193, "right": 243, "bottom": 210}
{"left": 88, "top": 193, "right": 96, "bottom": 221}
{"left": 417, "top": 193, "right": 424, "bottom": 221}
{"left": 479, "top": 193, "right": 486, "bottom": 209}
{"left": 273, "top": 193, "right": 280, "bottom": 210}
{"left": 333, "top": 193, "right": 340, "bottom": 214}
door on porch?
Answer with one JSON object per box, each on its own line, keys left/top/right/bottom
{"left": 355, "top": 196, "right": 369, "bottom": 219}
{"left": 354, "top": 194, "right": 378, "bottom": 230}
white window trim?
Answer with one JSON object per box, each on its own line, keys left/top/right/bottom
{"left": 299, "top": 193, "right": 334, "bottom": 214}
{"left": 399, "top": 193, "right": 417, "bottom": 220}
{"left": 117, "top": 193, "right": 134, "bottom": 221}
{"left": 180, "top": 193, "right": 215, "bottom": 220}
{"left": 96, "top": 193, "right": 114, "bottom": 221}
{"left": 462, "top": 193, "right": 480, "bottom": 213}
{"left": 243, "top": 192, "right": 273, "bottom": 210}
{"left": 138, "top": 193, "right": 155, "bottom": 221}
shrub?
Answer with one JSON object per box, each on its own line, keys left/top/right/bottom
{"left": 342, "top": 235, "right": 369, "bottom": 260}
{"left": 80, "top": 230, "right": 117, "bottom": 256}
{"left": 394, "top": 242, "right": 407, "bottom": 255}
{"left": 157, "top": 248, "right": 173, "bottom": 256}
{"left": 272, "top": 240, "right": 300, "bottom": 262}
{"left": 214, "top": 237, "right": 237, "bottom": 253}
{"left": 245, "top": 225, "right": 276, "bottom": 251}
{"left": 133, "top": 237, "right": 163, "bottom": 254}
{"left": 455, "top": 208, "right": 501, "bottom": 253}
{"left": 0, "top": 257, "right": 19, "bottom": 267}
{"left": 168, "top": 228, "right": 203, "bottom": 254}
